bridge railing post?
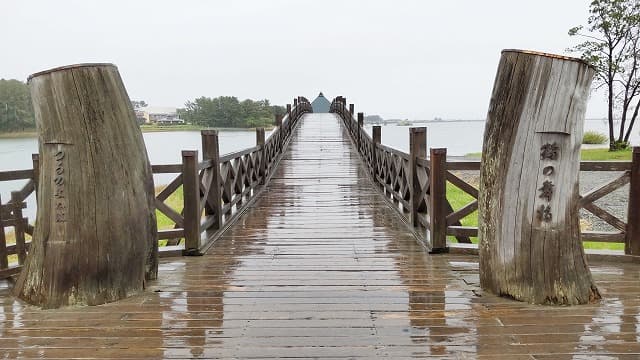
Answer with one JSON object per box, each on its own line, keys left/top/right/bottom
{"left": 256, "top": 127, "right": 267, "bottom": 185}
{"left": 182, "top": 150, "right": 201, "bottom": 255}
{"left": 10, "top": 191, "right": 27, "bottom": 265}
{"left": 429, "top": 148, "right": 449, "bottom": 253}
{"left": 626, "top": 147, "right": 640, "bottom": 255}
{"left": 409, "top": 128, "right": 426, "bottom": 228}
{"left": 202, "top": 130, "right": 222, "bottom": 232}
{"left": 32, "top": 153, "right": 40, "bottom": 200}
{"left": 349, "top": 104, "right": 354, "bottom": 116}
{"left": 286, "top": 104, "right": 292, "bottom": 136}
{"left": 357, "top": 113, "right": 364, "bottom": 153}
{"left": 372, "top": 126, "right": 381, "bottom": 181}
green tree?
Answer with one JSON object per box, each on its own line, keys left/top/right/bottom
{"left": 569, "top": 0, "right": 640, "bottom": 150}
{"left": 181, "top": 96, "right": 284, "bottom": 128}
{"left": 0, "top": 79, "right": 35, "bottom": 132}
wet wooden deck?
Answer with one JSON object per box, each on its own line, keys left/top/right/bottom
{"left": 1, "top": 114, "right": 640, "bottom": 359}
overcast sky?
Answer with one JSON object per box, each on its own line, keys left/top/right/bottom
{"left": 1, "top": 0, "right": 604, "bottom": 120}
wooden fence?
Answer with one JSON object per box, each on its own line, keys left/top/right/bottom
{"left": 0, "top": 97, "right": 312, "bottom": 279}
{"left": 330, "top": 96, "right": 640, "bottom": 256}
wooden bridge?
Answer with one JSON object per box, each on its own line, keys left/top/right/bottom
{"left": 1, "top": 97, "right": 640, "bottom": 358}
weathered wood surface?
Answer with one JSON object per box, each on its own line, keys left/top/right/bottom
{"left": 479, "top": 50, "right": 599, "bottom": 305}
{"left": 14, "top": 64, "right": 157, "bottom": 309}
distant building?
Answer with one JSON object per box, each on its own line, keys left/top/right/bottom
{"left": 138, "top": 106, "right": 185, "bottom": 125}
{"left": 311, "top": 92, "right": 331, "bottom": 113}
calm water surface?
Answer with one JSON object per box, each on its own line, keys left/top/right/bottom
{"left": 0, "top": 130, "right": 271, "bottom": 218}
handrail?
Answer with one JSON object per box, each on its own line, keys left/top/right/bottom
{"left": 0, "top": 96, "right": 313, "bottom": 278}
{"left": 330, "top": 95, "right": 640, "bottom": 256}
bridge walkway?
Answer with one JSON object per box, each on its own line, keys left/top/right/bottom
{"left": 0, "top": 114, "right": 638, "bottom": 358}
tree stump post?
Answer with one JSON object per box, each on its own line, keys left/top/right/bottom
{"left": 14, "top": 64, "right": 157, "bottom": 308}
{"left": 626, "top": 147, "right": 640, "bottom": 255}
{"left": 478, "top": 50, "right": 600, "bottom": 305}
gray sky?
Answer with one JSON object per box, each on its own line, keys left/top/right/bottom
{"left": 2, "top": 0, "right": 605, "bottom": 120}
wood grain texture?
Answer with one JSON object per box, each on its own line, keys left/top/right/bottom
{"left": 13, "top": 64, "right": 157, "bottom": 308}
{"left": 478, "top": 50, "right": 600, "bottom": 305}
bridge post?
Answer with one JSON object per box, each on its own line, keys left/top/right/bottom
{"left": 429, "top": 148, "right": 449, "bottom": 253}
{"left": 202, "top": 130, "right": 222, "bottom": 233}
{"left": 256, "top": 128, "right": 267, "bottom": 185}
{"left": 294, "top": 98, "right": 298, "bottom": 108}
{"left": 275, "top": 114, "right": 283, "bottom": 128}
{"left": 349, "top": 104, "right": 354, "bottom": 116}
{"left": 182, "top": 150, "right": 202, "bottom": 255}
{"left": 409, "top": 128, "right": 427, "bottom": 230}
{"left": 286, "top": 104, "right": 292, "bottom": 136}
{"left": 0, "top": 194, "right": 6, "bottom": 270}
{"left": 357, "top": 113, "right": 364, "bottom": 152}
{"left": 626, "top": 147, "right": 640, "bottom": 255}
{"left": 372, "top": 126, "right": 381, "bottom": 181}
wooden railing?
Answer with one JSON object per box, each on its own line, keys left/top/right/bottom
{"left": 0, "top": 96, "right": 312, "bottom": 278}
{"left": 331, "top": 96, "right": 640, "bottom": 256}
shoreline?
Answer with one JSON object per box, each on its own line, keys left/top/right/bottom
{"left": 0, "top": 126, "right": 276, "bottom": 139}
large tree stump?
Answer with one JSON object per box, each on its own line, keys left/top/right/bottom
{"left": 14, "top": 64, "right": 157, "bottom": 309}
{"left": 478, "top": 50, "right": 601, "bottom": 305}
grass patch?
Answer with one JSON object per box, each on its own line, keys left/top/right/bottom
{"left": 465, "top": 148, "right": 632, "bottom": 161}
{"left": 580, "top": 148, "right": 632, "bottom": 161}
{"left": 582, "top": 131, "right": 608, "bottom": 144}
{"left": 155, "top": 185, "right": 184, "bottom": 247}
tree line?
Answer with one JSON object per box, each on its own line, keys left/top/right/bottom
{"left": 179, "top": 96, "right": 286, "bottom": 128}
{"left": 0, "top": 79, "right": 35, "bottom": 132}
{"left": 0, "top": 79, "right": 286, "bottom": 133}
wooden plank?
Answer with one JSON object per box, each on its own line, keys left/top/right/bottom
{"left": 582, "top": 202, "right": 627, "bottom": 231}
{"left": 446, "top": 200, "right": 478, "bottom": 226}
{"left": 150, "top": 164, "right": 182, "bottom": 173}
{"left": 156, "top": 229, "right": 184, "bottom": 240}
{"left": 447, "top": 225, "right": 478, "bottom": 237}
{"left": 0, "top": 265, "right": 22, "bottom": 279}
{"left": 581, "top": 231, "right": 625, "bottom": 243}
{"left": 220, "top": 146, "right": 261, "bottom": 163}
{"left": 155, "top": 174, "right": 183, "bottom": 202}
{"left": 446, "top": 171, "right": 479, "bottom": 198}
{"left": 446, "top": 161, "right": 481, "bottom": 171}
{"left": 578, "top": 171, "right": 631, "bottom": 207}
{"left": 0, "top": 169, "right": 34, "bottom": 181}
{"left": 580, "top": 161, "right": 631, "bottom": 171}
{"left": 377, "top": 143, "right": 410, "bottom": 160}
{"left": 154, "top": 199, "right": 184, "bottom": 227}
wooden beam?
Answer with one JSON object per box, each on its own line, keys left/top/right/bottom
{"left": 429, "top": 148, "right": 449, "bottom": 253}
{"left": 626, "top": 147, "right": 640, "bottom": 255}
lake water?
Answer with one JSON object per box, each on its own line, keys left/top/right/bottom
{"left": 364, "top": 119, "right": 639, "bottom": 155}
{"left": 0, "top": 129, "right": 272, "bottom": 219}
{"left": 1, "top": 119, "right": 637, "bottom": 219}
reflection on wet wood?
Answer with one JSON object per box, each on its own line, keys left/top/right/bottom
{"left": 0, "top": 114, "right": 639, "bottom": 358}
